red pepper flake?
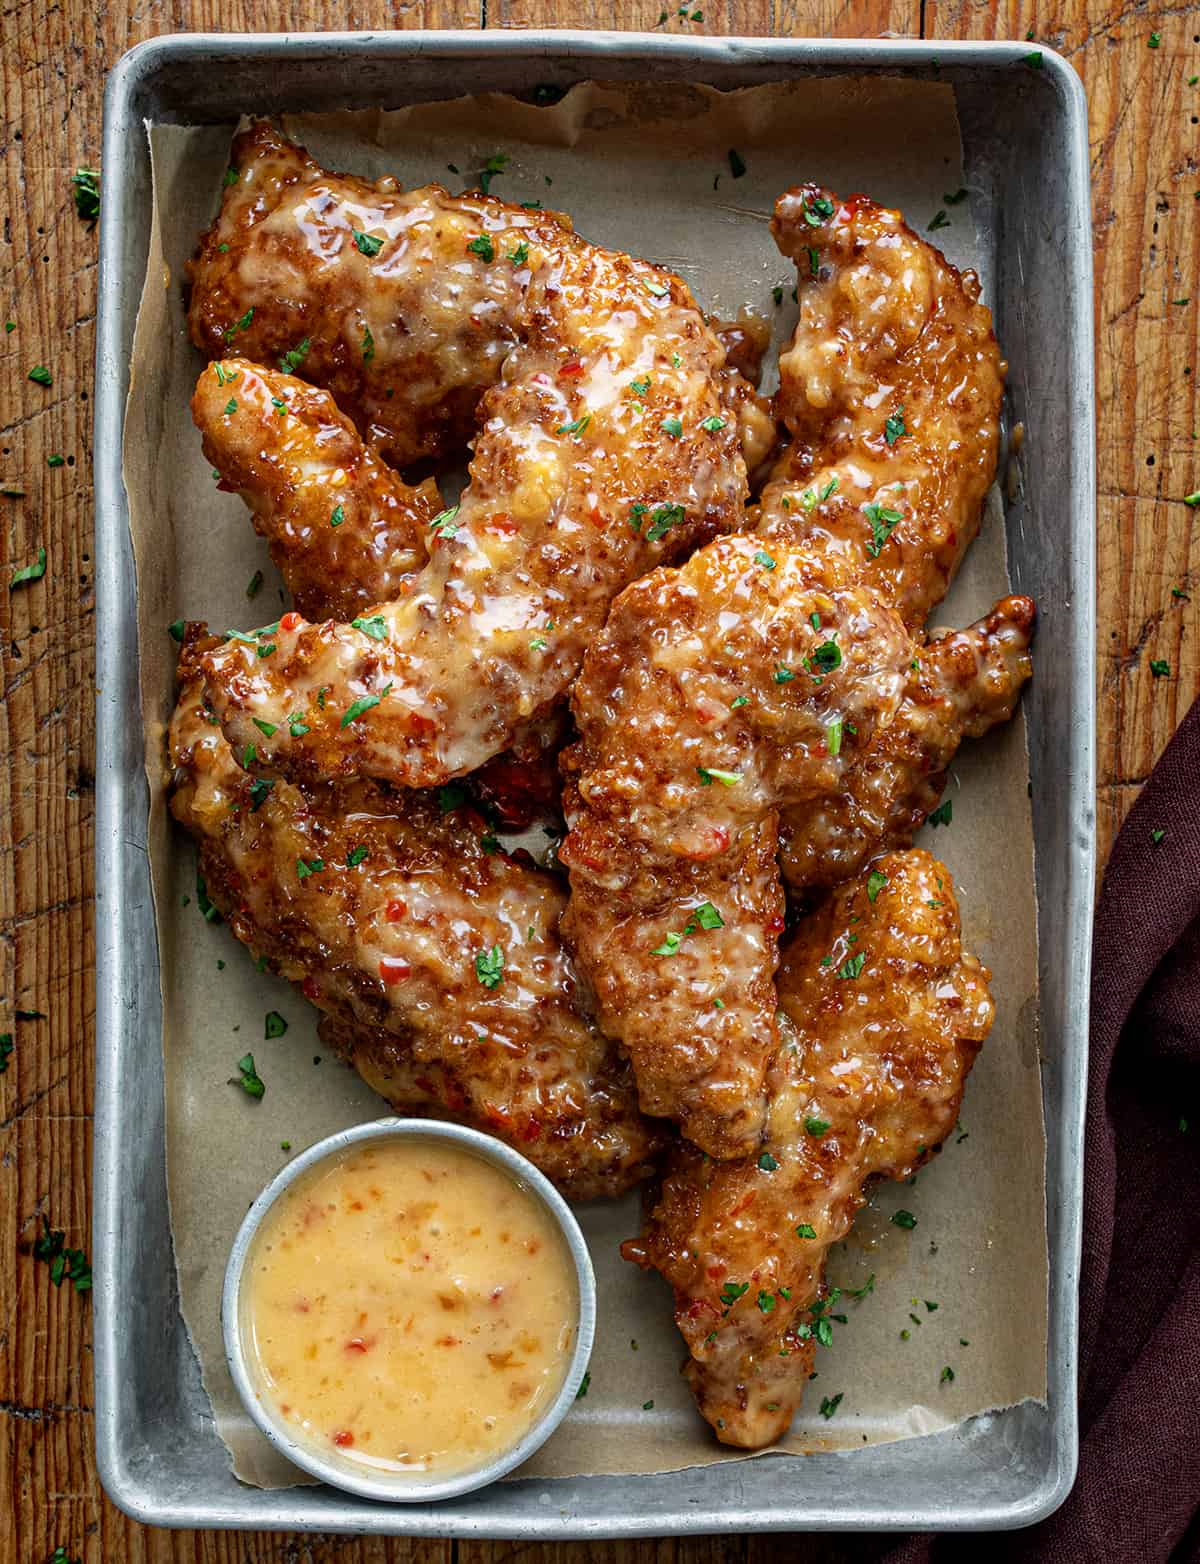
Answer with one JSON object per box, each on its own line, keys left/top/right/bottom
{"left": 385, "top": 898, "right": 407, "bottom": 922}
{"left": 345, "top": 1337, "right": 371, "bottom": 1353}
{"left": 280, "top": 611, "right": 302, "bottom": 632}
{"left": 301, "top": 975, "right": 322, "bottom": 1002}
{"left": 379, "top": 956, "right": 411, "bottom": 984}
{"left": 521, "top": 1118, "right": 542, "bottom": 1142}
{"left": 436, "top": 1334, "right": 461, "bottom": 1347}
{"left": 558, "top": 358, "right": 584, "bottom": 377}
{"left": 408, "top": 711, "right": 437, "bottom": 736}
{"left": 332, "top": 1430, "right": 355, "bottom": 1448}
{"left": 767, "top": 913, "right": 786, "bottom": 934}
{"left": 488, "top": 512, "right": 519, "bottom": 535}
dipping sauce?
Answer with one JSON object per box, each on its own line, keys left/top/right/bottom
{"left": 241, "top": 1138, "right": 579, "bottom": 1478}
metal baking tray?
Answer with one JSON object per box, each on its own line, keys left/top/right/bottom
{"left": 93, "top": 30, "right": 1095, "bottom": 1537}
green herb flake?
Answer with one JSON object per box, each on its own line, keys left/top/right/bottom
{"left": 826, "top": 717, "right": 844, "bottom": 758}
{"left": 926, "top": 799, "right": 953, "bottom": 828}
{"left": 660, "top": 415, "right": 684, "bottom": 439}
{"left": 1023, "top": 50, "right": 1043, "bottom": 67}
{"left": 330, "top": 503, "right": 345, "bottom": 528}
{"left": 340, "top": 682, "right": 392, "bottom": 729}
{"left": 33, "top": 1217, "right": 92, "bottom": 1293}
{"left": 279, "top": 338, "right": 311, "bottom": 374}
{"left": 576, "top": 1371, "right": 591, "bottom": 1398}
{"left": 757, "top": 1151, "right": 780, "bottom": 1172}
{"left": 271, "top": 396, "right": 288, "bottom": 416}
{"left": 245, "top": 569, "right": 264, "bottom": 601}
{"left": 819, "top": 1392, "right": 844, "bottom": 1420}
{"left": 223, "top": 397, "right": 238, "bottom": 416}
{"left": 47, "top": 453, "right": 65, "bottom": 468}
{"left": 802, "top": 194, "right": 836, "bottom": 226}
{"left": 429, "top": 503, "right": 463, "bottom": 539}
{"left": 252, "top": 717, "right": 277, "bottom": 738}
{"left": 891, "top": 1209, "right": 918, "bottom": 1230}
{"left": 645, "top": 502, "right": 686, "bottom": 543}
{"left": 697, "top": 765, "right": 743, "bottom": 787}
{"left": 557, "top": 413, "right": 591, "bottom": 437}
{"left": 347, "top": 845, "right": 369, "bottom": 867}
{"left": 754, "top": 550, "right": 777, "bottom": 570}
{"left": 11, "top": 546, "right": 47, "bottom": 588}
{"left": 296, "top": 857, "right": 325, "bottom": 880}
{"left": 864, "top": 501, "right": 904, "bottom": 557}
{"left": 643, "top": 277, "right": 670, "bottom": 298}
{"left": 796, "top": 1223, "right": 817, "bottom": 1238}
{"left": 642, "top": 1398, "right": 655, "bottom": 1410}
{"left": 730, "top": 694, "right": 750, "bottom": 709}
{"left": 941, "top": 1365, "right": 956, "bottom": 1384}
{"left": 289, "top": 712, "right": 310, "bottom": 737}
{"left": 437, "top": 782, "right": 468, "bottom": 814}
{"left": 249, "top": 777, "right": 275, "bottom": 812}
{"left": 73, "top": 167, "right": 101, "bottom": 220}
{"left": 352, "top": 614, "right": 388, "bottom": 642}
{"left": 836, "top": 953, "right": 865, "bottom": 981}
{"left": 805, "top": 1115, "right": 831, "bottom": 1137}
{"left": 509, "top": 241, "right": 530, "bottom": 266}
{"left": 466, "top": 234, "right": 495, "bottom": 263}
{"left": 1150, "top": 658, "right": 1171, "bottom": 677}
{"left": 362, "top": 323, "right": 375, "bottom": 362}
{"left": 884, "top": 407, "right": 907, "bottom": 446}
{"left": 700, "top": 414, "right": 727, "bottom": 432}
{"left": 774, "top": 666, "right": 796, "bottom": 684}
{"left": 866, "top": 869, "right": 888, "bottom": 903}
{"left": 720, "top": 1280, "right": 750, "bottom": 1308}
{"left": 475, "top": 945, "right": 506, "bottom": 989}
{"left": 230, "top": 1052, "right": 265, "bottom": 1099}
{"left": 223, "top": 307, "right": 254, "bottom": 343}
{"left": 728, "top": 147, "right": 747, "bottom": 179}
{"left": 352, "top": 228, "right": 384, "bottom": 257}
{"left": 28, "top": 364, "right": 52, "bottom": 386}
{"left": 265, "top": 1011, "right": 288, "bottom": 1039}
{"left": 0, "top": 1033, "right": 11, "bottom": 1072}
{"left": 1148, "top": 30, "right": 1161, "bottom": 46}
{"left": 652, "top": 931, "right": 682, "bottom": 957}
{"left": 757, "top": 1290, "right": 776, "bottom": 1313}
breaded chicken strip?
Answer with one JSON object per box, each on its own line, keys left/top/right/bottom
{"left": 623, "top": 851, "right": 992, "bottom": 1447}
{"left": 168, "top": 630, "right": 660, "bottom": 1200}
{"left": 561, "top": 188, "right": 1025, "bottom": 1154}
{"left": 779, "top": 595, "right": 1035, "bottom": 895}
{"left": 192, "top": 357, "right": 438, "bottom": 623}
{"left": 765, "top": 185, "right": 1004, "bottom": 629}
{"left": 560, "top": 534, "right": 917, "bottom": 1158}
{"left": 188, "top": 125, "right": 753, "bottom": 789}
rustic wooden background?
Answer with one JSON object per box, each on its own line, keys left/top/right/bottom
{"left": 0, "top": 0, "right": 1194, "bottom": 1556}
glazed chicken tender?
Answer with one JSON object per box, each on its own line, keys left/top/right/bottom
{"left": 189, "top": 123, "right": 751, "bottom": 789}
{"left": 169, "top": 631, "right": 660, "bottom": 1201}
{"left": 561, "top": 187, "right": 1027, "bottom": 1154}
{"left": 623, "top": 851, "right": 992, "bottom": 1448}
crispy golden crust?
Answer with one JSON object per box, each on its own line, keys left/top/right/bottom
{"left": 764, "top": 185, "right": 1005, "bottom": 629}
{"left": 623, "top": 851, "right": 992, "bottom": 1447}
{"left": 189, "top": 123, "right": 752, "bottom": 789}
{"left": 778, "top": 594, "right": 1036, "bottom": 894}
{"left": 192, "top": 357, "right": 439, "bottom": 622}
{"left": 560, "top": 533, "right": 916, "bottom": 1158}
{"left": 168, "top": 630, "right": 660, "bottom": 1200}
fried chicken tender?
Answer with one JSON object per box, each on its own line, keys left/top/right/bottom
{"left": 622, "top": 850, "right": 992, "bottom": 1447}
{"left": 779, "top": 594, "right": 1035, "bottom": 894}
{"left": 188, "top": 124, "right": 751, "bottom": 789}
{"left": 560, "top": 535, "right": 917, "bottom": 1158}
{"left": 192, "top": 357, "right": 438, "bottom": 622}
{"left": 764, "top": 185, "right": 1004, "bottom": 628}
{"left": 560, "top": 187, "right": 1023, "bottom": 1155}
{"left": 168, "top": 630, "right": 660, "bottom": 1200}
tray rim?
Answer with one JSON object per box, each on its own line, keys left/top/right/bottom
{"left": 92, "top": 28, "right": 1095, "bottom": 1538}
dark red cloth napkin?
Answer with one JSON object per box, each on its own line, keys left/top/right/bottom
{"left": 866, "top": 700, "right": 1200, "bottom": 1562}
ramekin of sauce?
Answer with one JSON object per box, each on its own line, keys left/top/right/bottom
{"left": 222, "top": 1119, "right": 595, "bottom": 1502}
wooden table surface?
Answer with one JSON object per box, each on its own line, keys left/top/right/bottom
{"left": 1, "top": 0, "right": 1194, "bottom": 1556}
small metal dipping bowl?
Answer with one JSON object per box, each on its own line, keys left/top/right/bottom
{"left": 222, "top": 1117, "right": 596, "bottom": 1504}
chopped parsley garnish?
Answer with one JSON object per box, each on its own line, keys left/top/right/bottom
{"left": 645, "top": 502, "right": 686, "bottom": 542}
{"left": 1184, "top": 493, "right": 1200, "bottom": 507}
{"left": 772, "top": 284, "right": 784, "bottom": 307}
{"left": 47, "top": 455, "right": 63, "bottom": 468}
{"left": 720, "top": 1280, "right": 749, "bottom": 1308}
{"left": 926, "top": 799, "right": 953, "bottom": 827}
{"left": 697, "top": 765, "right": 743, "bottom": 786}
{"left": 557, "top": 414, "right": 591, "bottom": 437}
{"left": 278, "top": 338, "right": 311, "bottom": 374}
{"left": 249, "top": 777, "right": 275, "bottom": 811}
{"left": 758, "top": 1151, "right": 779, "bottom": 1172}
{"left": 11, "top": 546, "right": 47, "bottom": 588}
{"left": 941, "top": 1365, "right": 956, "bottom": 1384}
{"left": 222, "top": 166, "right": 239, "bottom": 187}
{"left": 265, "top": 1011, "right": 288, "bottom": 1039}
{"left": 864, "top": 502, "right": 904, "bottom": 557}
{"left": 352, "top": 228, "right": 384, "bottom": 257}
{"left": 928, "top": 209, "right": 951, "bottom": 232}
{"left": 429, "top": 504, "right": 462, "bottom": 539}
{"left": 33, "top": 1218, "right": 92, "bottom": 1293}
{"left": 866, "top": 869, "right": 888, "bottom": 902}
{"left": 252, "top": 717, "right": 276, "bottom": 737}
{"left": 477, "top": 152, "right": 509, "bottom": 194}
{"left": 340, "top": 683, "right": 392, "bottom": 728}
{"left": 847, "top": 1274, "right": 875, "bottom": 1299}
{"left": 774, "top": 666, "right": 796, "bottom": 684}
{"left": 944, "top": 187, "right": 968, "bottom": 205}
{"left": 437, "top": 782, "right": 468, "bottom": 813}
{"left": 230, "top": 1052, "right": 265, "bottom": 1099}
{"left": 688, "top": 902, "right": 724, "bottom": 931}
{"left": 509, "top": 241, "right": 530, "bottom": 266}
{"left": 810, "top": 639, "right": 842, "bottom": 672}
{"left": 836, "top": 953, "right": 865, "bottom": 980}
{"left": 245, "top": 569, "right": 263, "bottom": 600}
{"left": 327, "top": 502, "right": 345, "bottom": 530}
{"left": 362, "top": 324, "right": 375, "bottom": 362}
{"left": 700, "top": 414, "right": 727, "bottom": 432}
{"left": 652, "top": 931, "right": 682, "bottom": 957}
{"left": 0, "top": 1034, "right": 11, "bottom": 1072}
{"left": 757, "top": 1290, "right": 776, "bottom": 1313}
{"left": 809, "top": 246, "right": 820, "bottom": 277}
{"left": 802, "top": 194, "right": 836, "bottom": 226}
{"left": 826, "top": 717, "right": 844, "bottom": 757}
{"left": 819, "top": 1393, "right": 844, "bottom": 1420}
{"left": 270, "top": 395, "right": 287, "bottom": 416}
{"left": 796, "top": 1223, "right": 816, "bottom": 1239}
{"left": 1152, "top": 827, "right": 1166, "bottom": 845}
{"left": 288, "top": 712, "right": 310, "bottom": 736}
{"left": 629, "top": 376, "right": 651, "bottom": 399}
{"left": 73, "top": 167, "right": 100, "bottom": 220}
{"left": 223, "top": 397, "right": 237, "bottom": 416}
{"left": 1150, "top": 658, "right": 1171, "bottom": 677}
{"left": 891, "top": 1209, "right": 917, "bottom": 1230}
{"left": 28, "top": 364, "right": 52, "bottom": 386}
{"left": 642, "top": 1399, "right": 655, "bottom": 1410}
{"left": 475, "top": 945, "right": 505, "bottom": 989}
{"left": 1023, "top": 50, "right": 1043, "bottom": 66}
{"left": 643, "top": 277, "right": 670, "bottom": 298}
{"left": 351, "top": 615, "right": 388, "bottom": 642}
{"left": 296, "top": 857, "right": 325, "bottom": 879}
{"left": 730, "top": 694, "right": 750, "bottom": 709}
{"left": 576, "top": 1371, "right": 591, "bottom": 1398}
{"left": 346, "top": 845, "right": 369, "bottom": 867}
{"left": 466, "top": 234, "right": 495, "bottom": 262}
{"left": 805, "top": 1116, "right": 831, "bottom": 1137}
{"left": 754, "top": 550, "right": 777, "bottom": 570}
{"left": 223, "top": 307, "right": 254, "bottom": 343}
{"left": 727, "top": 147, "right": 747, "bottom": 179}
{"left": 1148, "top": 30, "right": 1161, "bottom": 46}
{"left": 660, "top": 415, "right": 684, "bottom": 438}
{"left": 884, "top": 407, "right": 907, "bottom": 445}
{"left": 214, "top": 361, "right": 237, "bottom": 386}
